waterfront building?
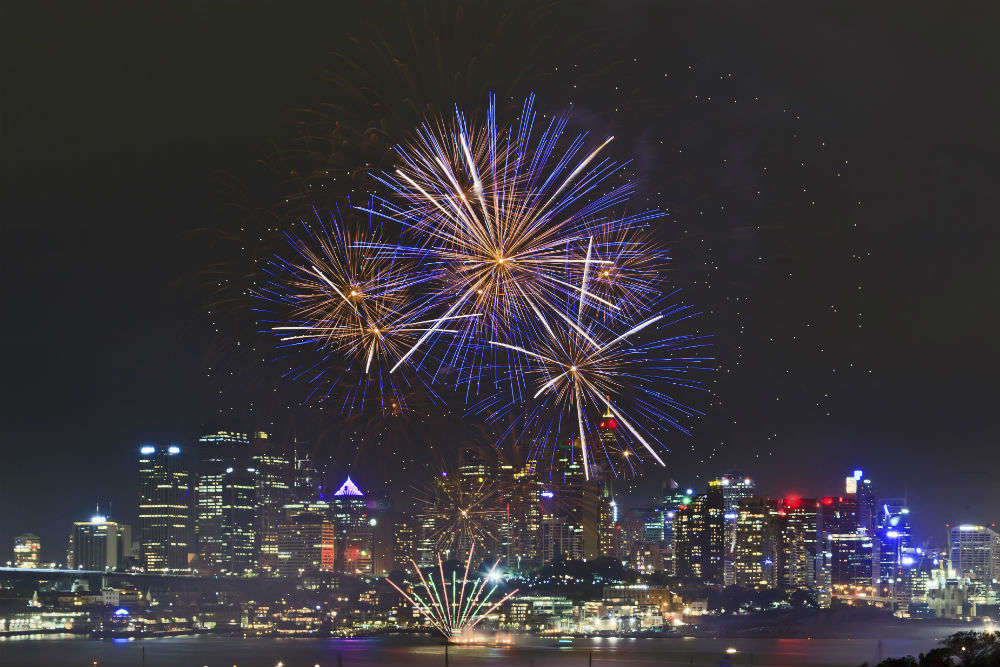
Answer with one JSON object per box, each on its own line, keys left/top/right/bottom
{"left": 69, "top": 515, "right": 128, "bottom": 570}
{"left": 949, "top": 524, "right": 1000, "bottom": 585}
{"left": 13, "top": 533, "right": 40, "bottom": 568}
{"left": 138, "top": 443, "right": 192, "bottom": 571}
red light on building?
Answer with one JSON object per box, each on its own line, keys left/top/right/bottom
{"left": 822, "top": 497, "right": 835, "bottom": 506}
{"left": 607, "top": 419, "right": 618, "bottom": 429}
{"left": 782, "top": 496, "right": 802, "bottom": 509}
{"left": 599, "top": 421, "right": 606, "bottom": 429}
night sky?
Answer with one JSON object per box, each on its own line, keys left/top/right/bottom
{"left": 3, "top": 1, "right": 998, "bottom": 561}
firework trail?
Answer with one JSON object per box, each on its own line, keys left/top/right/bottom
{"left": 386, "top": 545, "right": 518, "bottom": 640}
{"left": 366, "top": 94, "right": 663, "bottom": 402}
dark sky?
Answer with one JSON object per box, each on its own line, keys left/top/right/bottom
{"left": 2, "top": 1, "right": 998, "bottom": 560}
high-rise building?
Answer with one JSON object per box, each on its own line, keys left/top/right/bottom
{"left": 551, "top": 439, "right": 601, "bottom": 560}
{"left": 598, "top": 481, "right": 618, "bottom": 558}
{"left": 250, "top": 433, "right": 292, "bottom": 574}
{"left": 196, "top": 430, "right": 250, "bottom": 568}
{"left": 949, "top": 524, "right": 1000, "bottom": 585}
{"left": 732, "top": 498, "right": 775, "bottom": 589}
{"left": 827, "top": 533, "right": 874, "bottom": 588}
{"left": 138, "top": 443, "right": 192, "bottom": 572}
{"left": 674, "top": 482, "right": 725, "bottom": 584}
{"left": 875, "top": 500, "right": 912, "bottom": 604}
{"left": 845, "top": 470, "right": 875, "bottom": 537}
{"left": 69, "top": 515, "right": 128, "bottom": 571}
{"left": 331, "top": 476, "right": 371, "bottom": 574}
{"left": 13, "top": 533, "right": 41, "bottom": 569}
{"left": 507, "top": 465, "right": 543, "bottom": 565}
{"left": 777, "top": 497, "right": 821, "bottom": 594}
{"left": 392, "top": 515, "right": 419, "bottom": 571}
{"left": 220, "top": 466, "right": 258, "bottom": 574}
{"left": 718, "top": 474, "right": 755, "bottom": 585}
{"left": 274, "top": 503, "right": 335, "bottom": 577}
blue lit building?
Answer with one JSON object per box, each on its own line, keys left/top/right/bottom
{"left": 875, "top": 500, "right": 912, "bottom": 605}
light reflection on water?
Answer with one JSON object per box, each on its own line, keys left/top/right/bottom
{"left": 0, "top": 633, "right": 953, "bottom": 667}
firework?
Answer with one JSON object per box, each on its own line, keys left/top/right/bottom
{"left": 386, "top": 545, "right": 518, "bottom": 640}
{"left": 367, "top": 94, "right": 663, "bottom": 397}
{"left": 473, "top": 276, "right": 712, "bottom": 480}
{"left": 255, "top": 205, "right": 471, "bottom": 413}
{"left": 415, "top": 469, "right": 506, "bottom": 556}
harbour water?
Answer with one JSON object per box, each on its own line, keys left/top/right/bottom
{"left": 0, "top": 633, "right": 949, "bottom": 667}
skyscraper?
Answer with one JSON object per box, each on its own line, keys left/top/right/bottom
{"left": 196, "top": 430, "right": 250, "bottom": 568}
{"left": 250, "top": 432, "right": 292, "bottom": 573}
{"left": 948, "top": 524, "right": 1000, "bottom": 585}
{"left": 875, "top": 500, "right": 912, "bottom": 604}
{"left": 220, "top": 466, "right": 258, "bottom": 574}
{"left": 845, "top": 470, "right": 875, "bottom": 537}
{"left": 331, "top": 476, "right": 371, "bottom": 574}
{"left": 274, "top": 503, "right": 335, "bottom": 577}
{"left": 70, "top": 515, "right": 128, "bottom": 571}
{"left": 732, "top": 498, "right": 775, "bottom": 589}
{"left": 777, "top": 497, "right": 821, "bottom": 594}
{"left": 674, "top": 482, "right": 725, "bottom": 584}
{"left": 13, "top": 533, "right": 41, "bottom": 569}
{"left": 138, "top": 443, "right": 192, "bottom": 572}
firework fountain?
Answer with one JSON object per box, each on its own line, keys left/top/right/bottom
{"left": 385, "top": 545, "right": 519, "bottom": 641}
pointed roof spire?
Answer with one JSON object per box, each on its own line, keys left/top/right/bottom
{"left": 333, "top": 475, "right": 364, "bottom": 497}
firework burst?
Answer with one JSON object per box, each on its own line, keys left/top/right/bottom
{"left": 254, "top": 205, "right": 472, "bottom": 413}
{"left": 386, "top": 545, "right": 518, "bottom": 640}
{"left": 415, "top": 469, "right": 506, "bottom": 556}
{"left": 474, "top": 279, "right": 712, "bottom": 480}
{"left": 367, "top": 94, "right": 663, "bottom": 397}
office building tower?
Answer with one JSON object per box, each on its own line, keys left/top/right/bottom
{"left": 392, "top": 515, "right": 419, "bottom": 571}
{"left": 249, "top": 433, "right": 292, "bottom": 573}
{"left": 331, "top": 476, "right": 372, "bottom": 574}
{"left": 718, "top": 474, "right": 755, "bottom": 584}
{"left": 274, "top": 503, "right": 335, "bottom": 576}
{"left": 661, "top": 485, "right": 694, "bottom": 554}
{"left": 845, "top": 470, "right": 875, "bottom": 537}
{"left": 674, "top": 482, "right": 725, "bottom": 584}
{"left": 196, "top": 430, "right": 250, "bottom": 567}
{"left": 553, "top": 439, "right": 601, "bottom": 560}
{"left": 732, "top": 498, "right": 775, "bottom": 589}
{"left": 13, "top": 533, "right": 40, "bottom": 569}
{"left": 777, "top": 497, "right": 821, "bottom": 592}
{"left": 70, "top": 515, "right": 128, "bottom": 571}
{"left": 875, "top": 500, "right": 912, "bottom": 603}
{"left": 828, "top": 533, "right": 874, "bottom": 587}
{"left": 949, "top": 524, "right": 1000, "bottom": 585}
{"left": 220, "top": 466, "right": 258, "bottom": 574}
{"left": 138, "top": 444, "right": 192, "bottom": 571}
{"left": 507, "top": 465, "right": 543, "bottom": 565}
{"left": 598, "top": 481, "right": 618, "bottom": 558}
